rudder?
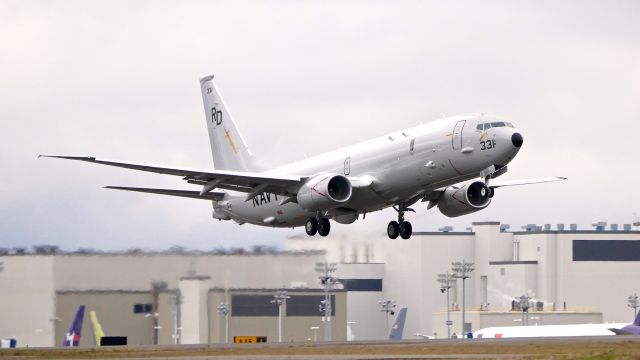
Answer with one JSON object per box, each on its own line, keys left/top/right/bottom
{"left": 200, "top": 75, "right": 254, "bottom": 171}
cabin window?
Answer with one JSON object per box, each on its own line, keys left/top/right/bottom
{"left": 133, "top": 304, "right": 153, "bottom": 314}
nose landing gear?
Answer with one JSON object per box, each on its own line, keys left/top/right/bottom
{"left": 387, "top": 205, "right": 414, "bottom": 239}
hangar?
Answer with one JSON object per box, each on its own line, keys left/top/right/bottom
{"left": 0, "top": 221, "right": 638, "bottom": 347}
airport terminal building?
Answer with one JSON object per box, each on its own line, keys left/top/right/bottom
{"left": 1, "top": 221, "right": 639, "bottom": 347}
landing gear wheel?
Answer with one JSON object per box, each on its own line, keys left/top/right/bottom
{"left": 305, "top": 218, "right": 318, "bottom": 236}
{"left": 488, "top": 187, "right": 495, "bottom": 198}
{"left": 387, "top": 221, "right": 400, "bottom": 239}
{"left": 400, "top": 221, "right": 413, "bottom": 239}
{"left": 318, "top": 218, "right": 331, "bottom": 237}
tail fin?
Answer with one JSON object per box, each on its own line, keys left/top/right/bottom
{"left": 90, "top": 310, "right": 105, "bottom": 346}
{"left": 389, "top": 307, "right": 407, "bottom": 340}
{"left": 63, "top": 305, "right": 85, "bottom": 347}
{"left": 633, "top": 311, "right": 640, "bottom": 326}
{"left": 200, "top": 75, "right": 255, "bottom": 171}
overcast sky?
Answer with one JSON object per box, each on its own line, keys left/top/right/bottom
{"left": 1, "top": 0, "right": 639, "bottom": 251}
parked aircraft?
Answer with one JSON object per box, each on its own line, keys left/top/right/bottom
{"left": 389, "top": 308, "right": 408, "bottom": 340}
{"left": 474, "top": 311, "right": 640, "bottom": 338}
{"left": 474, "top": 323, "right": 627, "bottom": 338}
{"left": 63, "top": 306, "right": 85, "bottom": 347}
{"left": 41, "top": 75, "right": 564, "bottom": 239}
{"left": 89, "top": 310, "right": 105, "bottom": 346}
{"left": 610, "top": 312, "right": 640, "bottom": 335}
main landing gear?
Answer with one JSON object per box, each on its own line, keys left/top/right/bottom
{"left": 387, "top": 205, "right": 414, "bottom": 239}
{"left": 305, "top": 217, "right": 331, "bottom": 237}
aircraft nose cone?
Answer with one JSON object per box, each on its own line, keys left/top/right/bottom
{"left": 511, "top": 132, "right": 523, "bottom": 148}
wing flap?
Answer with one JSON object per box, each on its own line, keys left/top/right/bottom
{"left": 105, "top": 186, "right": 226, "bottom": 201}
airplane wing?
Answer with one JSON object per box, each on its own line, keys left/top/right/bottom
{"left": 39, "top": 155, "right": 305, "bottom": 198}
{"left": 105, "top": 186, "right": 227, "bottom": 201}
{"left": 489, "top": 176, "right": 567, "bottom": 188}
{"left": 424, "top": 176, "right": 567, "bottom": 207}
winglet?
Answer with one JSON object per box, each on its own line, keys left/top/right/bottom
{"left": 39, "top": 155, "right": 97, "bottom": 161}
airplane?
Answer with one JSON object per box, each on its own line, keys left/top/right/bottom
{"left": 473, "top": 311, "right": 640, "bottom": 338}
{"left": 63, "top": 305, "right": 85, "bottom": 347}
{"left": 610, "top": 311, "right": 640, "bottom": 335}
{"left": 40, "top": 75, "right": 565, "bottom": 239}
{"left": 389, "top": 307, "right": 408, "bottom": 340}
{"left": 473, "top": 322, "right": 628, "bottom": 338}
{"left": 89, "top": 310, "right": 106, "bottom": 346}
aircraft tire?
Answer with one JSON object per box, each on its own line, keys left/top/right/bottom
{"left": 305, "top": 218, "right": 318, "bottom": 236}
{"left": 400, "top": 221, "right": 412, "bottom": 239}
{"left": 387, "top": 221, "right": 400, "bottom": 239}
{"left": 488, "top": 187, "right": 495, "bottom": 198}
{"left": 318, "top": 218, "right": 331, "bottom": 236}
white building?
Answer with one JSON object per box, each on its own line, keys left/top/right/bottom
{"left": 1, "top": 221, "right": 639, "bottom": 346}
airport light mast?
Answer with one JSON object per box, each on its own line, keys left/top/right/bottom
{"left": 216, "top": 302, "right": 230, "bottom": 343}
{"left": 451, "top": 259, "right": 474, "bottom": 337}
{"left": 169, "top": 290, "right": 183, "bottom": 345}
{"left": 271, "top": 291, "right": 290, "bottom": 343}
{"left": 315, "top": 262, "right": 339, "bottom": 342}
{"left": 518, "top": 294, "right": 532, "bottom": 326}
{"left": 628, "top": 293, "right": 639, "bottom": 318}
{"left": 378, "top": 299, "right": 396, "bottom": 336}
{"left": 437, "top": 272, "right": 455, "bottom": 338}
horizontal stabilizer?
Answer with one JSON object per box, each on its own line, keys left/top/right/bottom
{"left": 105, "top": 186, "right": 225, "bottom": 201}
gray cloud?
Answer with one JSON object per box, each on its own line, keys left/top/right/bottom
{"left": 1, "top": 0, "right": 639, "bottom": 250}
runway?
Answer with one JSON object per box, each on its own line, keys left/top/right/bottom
{"left": 3, "top": 336, "right": 640, "bottom": 360}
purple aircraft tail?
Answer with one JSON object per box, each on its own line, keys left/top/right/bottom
{"left": 633, "top": 311, "right": 640, "bottom": 326}
{"left": 63, "top": 306, "right": 85, "bottom": 347}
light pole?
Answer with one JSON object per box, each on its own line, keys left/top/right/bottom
{"left": 144, "top": 312, "right": 160, "bottom": 344}
{"left": 628, "top": 294, "right": 639, "bottom": 318}
{"left": 216, "top": 302, "right": 230, "bottom": 343}
{"left": 378, "top": 300, "right": 396, "bottom": 336}
{"left": 437, "top": 272, "right": 455, "bottom": 339}
{"left": 518, "top": 294, "right": 532, "bottom": 326}
{"left": 451, "top": 259, "right": 474, "bottom": 337}
{"left": 271, "top": 291, "right": 290, "bottom": 343}
{"left": 315, "top": 262, "right": 339, "bottom": 342}
{"left": 169, "top": 290, "right": 183, "bottom": 345}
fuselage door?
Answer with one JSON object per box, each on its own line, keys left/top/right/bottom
{"left": 344, "top": 156, "right": 351, "bottom": 175}
{"left": 452, "top": 120, "right": 466, "bottom": 150}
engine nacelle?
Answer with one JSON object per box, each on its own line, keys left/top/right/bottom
{"left": 297, "top": 174, "right": 352, "bottom": 211}
{"left": 437, "top": 181, "right": 492, "bottom": 217}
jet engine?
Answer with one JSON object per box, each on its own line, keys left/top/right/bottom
{"left": 436, "top": 181, "right": 492, "bottom": 217}
{"left": 297, "top": 174, "right": 352, "bottom": 211}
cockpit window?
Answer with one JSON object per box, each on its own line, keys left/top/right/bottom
{"left": 478, "top": 121, "right": 513, "bottom": 130}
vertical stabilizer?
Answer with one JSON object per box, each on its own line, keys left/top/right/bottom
{"left": 633, "top": 311, "right": 640, "bottom": 326}
{"left": 389, "top": 307, "right": 407, "bottom": 340}
{"left": 63, "top": 305, "right": 85, "bottom": 347}
{"left": 200, "top": 75, "right": 255, "bottom": 171}
{"left": 90, "top": 310, "right": 105, "bottom": 346}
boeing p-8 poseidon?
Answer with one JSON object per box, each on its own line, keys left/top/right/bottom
{"left": 41, "top": 75, "right": 564, "bottom": 239}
